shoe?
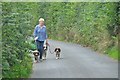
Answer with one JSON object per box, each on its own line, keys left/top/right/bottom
{"left": 39, "top": 59, "right": 43, "bottom": 62}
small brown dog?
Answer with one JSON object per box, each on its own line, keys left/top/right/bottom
{"left": 54, "top": 47, "right": 61, "bottom": 59}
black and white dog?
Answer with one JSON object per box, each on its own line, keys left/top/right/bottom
{"left": 30, "top": 50, "right": 39, "bottom": 63}
{"left": 54, "top": 47, "right": 61, "bottom": 59}
{"left": 42, "top": 45, "right": 48, "bottom": 60}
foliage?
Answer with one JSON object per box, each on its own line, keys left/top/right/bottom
{"left": 2, "top": 3, "right": 40, "bottom": 78}
{"left": 2, "top": 2, "right": 119, "bottom": 78}
{"left": 37, "top": 2, "right": 119, "bottom": 59}
{"left": 27, "top": 37, "right": 37, "bottom": 50}
{"left": 107, "top": 46, "right": 118, "bottom": 60}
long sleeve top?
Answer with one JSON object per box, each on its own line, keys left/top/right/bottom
{"left": 33, "top": 24, "right": 48, "bottom": 41}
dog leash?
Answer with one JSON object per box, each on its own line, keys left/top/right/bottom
{"left": 48, "top": 45, "right": 54, "bottom": 54}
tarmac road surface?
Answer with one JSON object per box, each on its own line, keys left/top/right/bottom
{"left": 30, "top": 40, "right": 118, "bottom": 78}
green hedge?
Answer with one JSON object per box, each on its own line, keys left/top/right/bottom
{"left": 2, "top": 3, "right": 40, "bottom": 78}
{"left": 37, "top": 2, "right": 119, "bottom": 60}
{"left": 2, "top": 2, "right": 119, "bottom": 78}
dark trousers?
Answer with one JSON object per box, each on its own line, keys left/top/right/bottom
{"left": 36, "top": 40, "right": 44, "bottom": 59}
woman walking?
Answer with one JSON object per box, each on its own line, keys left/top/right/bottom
{"left": 33, "top": 18, "right": 48, "bottom": 62}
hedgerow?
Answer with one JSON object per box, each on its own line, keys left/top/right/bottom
{"left": 2, "top": 3, "right": 39, "bottom": 78}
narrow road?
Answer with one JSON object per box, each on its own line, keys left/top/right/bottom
{"left": 31, "top": 40, "right": 118, "bottom": 78}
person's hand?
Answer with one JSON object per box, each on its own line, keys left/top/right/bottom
{"left": 34, "top": 37, "right": 38, "bottom": 41}
{"left": 46, "top": 41, "right": 49, "bottom": 46}
{"left": 46, "top": 42, "right": 49, "bottom": 46}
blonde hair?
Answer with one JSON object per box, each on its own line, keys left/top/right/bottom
{"left": 39, "top": 18, "right": 44, "bottom": 22}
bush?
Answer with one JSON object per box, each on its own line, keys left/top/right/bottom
{"left": 2, "top": 3, "right": 39, "bottom": 78}
{"left": 37, "top": 2, "right": 119, "bottom": 59}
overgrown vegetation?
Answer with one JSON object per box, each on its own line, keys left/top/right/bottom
{"left": 2, "top": 2, "right": 119, "bottom": 78}
{"left": 37, "top": 2, "right": 119, "bottom": 60}
{"left": 2, "top": 3, "right": 40, "bottom": 78}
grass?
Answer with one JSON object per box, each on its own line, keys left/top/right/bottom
{"left": 107, "top": 46, "right": 118, "bottom": 60}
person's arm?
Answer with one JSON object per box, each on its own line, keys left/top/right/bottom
{"left": 33, "top": 26, "right": 38, "bottom": 40}
{"left": 45, "top": 27, "right": 49, "bottom": 45}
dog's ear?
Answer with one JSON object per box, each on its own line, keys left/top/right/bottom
{"left": 58, "top": 48, "right": 61, "bottom": 52}
{"left": 33, "top": 52, "right": 36, "bottom": 55}
{"left": 54, "top": 48, "right": 57, "bottom": 52}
